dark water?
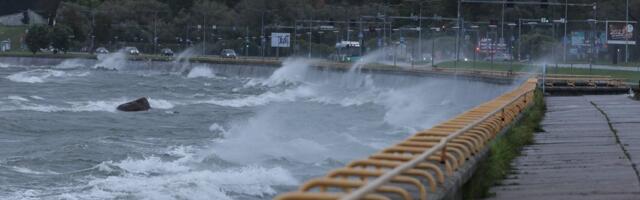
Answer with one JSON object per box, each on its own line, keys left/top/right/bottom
{"left": 0, "top": 56, "right": 514, "bottom": 200}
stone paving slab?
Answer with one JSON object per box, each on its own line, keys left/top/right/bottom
{"left": 487, "top": 95, "right": 640, "bottom": 200}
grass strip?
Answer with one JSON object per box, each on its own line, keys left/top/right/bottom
{"left": 462, "top": 90, "right": 546, "bottom": 199}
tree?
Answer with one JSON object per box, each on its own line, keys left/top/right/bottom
{"left": 21, "top": 11, "right": 30, "bottom": 25}
{"left": 50, "top": 25, "right": 73, "bottom": 53}
{"left": 25, "top": 25, "right": 51, "bottom": 54}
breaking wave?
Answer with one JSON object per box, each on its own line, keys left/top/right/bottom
{"left": 54, "top": 146, "right": 297, "bottom": 200}
{"left": 187, "top": 66, "right": 217, "bottom": 78}
{"left": 0, "top": 98, "right": 175, "bottom": 112}
{"left": 6, "top": 69, "right": 89, "bottom": 83}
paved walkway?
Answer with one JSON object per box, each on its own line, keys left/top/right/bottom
{"left": 552, "top": 63, "right": 640, "bottom": 72}
{"left": 488, "top": 95, "right": 640, "bottom": 200}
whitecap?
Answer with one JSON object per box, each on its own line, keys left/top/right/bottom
{"left": 6, "top": 69, "right": 88, "bottom": 83}
{"left": 187, "top": 66, "right": 216, "bottom": 78}
{"left": 203, "top": 86, "right": 315, "bottom": 107}
{"left": 147, "top": 98, "right": 175, "bottom": 109}
{"left": 7, "top": 95, "right": 29, "bottom": 102}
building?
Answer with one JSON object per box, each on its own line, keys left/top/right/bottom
{"left": 0, "top": 0, "right": 61, "bottom": 26}
{"left": 0, "top": 10, "right": 46, "bottom": 26}
{"left": 0, "top": 39, "right": 10, "bottom": 51}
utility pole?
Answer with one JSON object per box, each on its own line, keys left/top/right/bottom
{"left": 626, "top": 0, "right": 630, "bottom": 63}
{"left": 202, "top": 16, "right": 206, "bottom": 55}
{"left": 518, "top": 19, "right": 522, "bottom": 61}
{"left": 308, "top": 19, "right": 312, "bottom": 58}
{"left": 418, "top": 4, "right": 423, "bottom": 60}
{"left": 455, "top": 0, "right": 462, "bottom": 66}
{"left": 501, "top": 1, "right": 505, "bottom": 40}
{"left": 563, "top": 0, "right": 568, "bottom": 63}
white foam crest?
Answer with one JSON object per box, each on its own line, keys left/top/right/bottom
{"left": 10, "top": 166, "right": 60, "bottom": 175}
{"left": 187, "top": 66, "right": 216, "bottom": 78}
{"left": 73, "top": 166, "right": 296, "bottom": 200}
{"left": 1, "top": 98, "right": 176, "bottom": 113}
{"left": 30, "top": 96, "right": 45, "bottom": 100}
{"left": 0, "top": 63, "right": 9, "bottom": 68}
{"left": 5, "top": 69, "right": 88, "bottom": 83}
{"left": 204, "top": 86, "right": 315, "bottom": 107}
{"left": 68, "top": 100, "right": 122, "bottom": 112}
{"left": 93, "top": 50, "right": 128, "bottom": 70}
{"left": 148, "top": 98, "right": 175, "bottom": 109}
{"left": 6, "top": 69, "right": 65, "bottom": 83}
{"left": 7, "top": 95, "right": 29, "bottom": 102}
{"left": 67, "top": 145, "right": 297, "bottom": 200}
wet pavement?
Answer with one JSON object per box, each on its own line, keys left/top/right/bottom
{"left": 488, "top": 95, "right": 640, "bottom": 200}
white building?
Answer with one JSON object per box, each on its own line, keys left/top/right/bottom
{"left": 0, "top": 10, "right": 46, "bottom": 26}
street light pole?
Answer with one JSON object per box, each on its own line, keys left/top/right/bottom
{"left": 626, "top": 0, "right": 629, "bottom": 63}
{"left": 455, "top": 0, "right": 462, "bottom": 66}
{"left": 418, "top": 5, "right": 422, "bottom": 60}
{"left": 563, "top": 0, "right": 568, "bottom": 63}
{"left": 518, "top": 19, "right": 522, "bottom": 61}
{"left": 202, "top": 16, "right": 206, "bottom": 55}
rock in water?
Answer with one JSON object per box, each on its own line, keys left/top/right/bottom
{"left": 117, "top": 97, "right": 151, "bottom": 112}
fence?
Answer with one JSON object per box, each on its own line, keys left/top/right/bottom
{"left": 275, "top": 78, "right": 538, "bottom": 200}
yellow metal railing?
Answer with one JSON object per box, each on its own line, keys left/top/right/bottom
{"left": 275, "top": 78, "right": 538, "bottom": 200}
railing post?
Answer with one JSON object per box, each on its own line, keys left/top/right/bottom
{"left": 440, "top": 145, "right": 447, "bottom": 164}
{"left": 440, "top": 138, "right": 447, "bottom": 164}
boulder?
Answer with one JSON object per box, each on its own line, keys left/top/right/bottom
{"left": 117, "top": 97, "right": 151, "bottom": 112}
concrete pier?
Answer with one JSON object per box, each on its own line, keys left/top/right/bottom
{"left": 488, "top": 95, "right": 640, "bottom": 200}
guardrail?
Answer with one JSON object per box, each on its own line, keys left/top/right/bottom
{"left": 275, "top": 78, "right": 538, "bottom": 200}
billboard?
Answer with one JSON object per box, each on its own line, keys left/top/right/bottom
{"left": 606, "top": 22, "right": 635, "bottom": 45}
{"left": 476, "top": 38, "right": 506, "bottom": 54}
{"left": 270, "top": 32, "right": 290, "bottom": 47}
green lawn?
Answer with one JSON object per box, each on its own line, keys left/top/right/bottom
{"left": 0, "top": 26, "right": 27, "bottom": 51}
{"left": 437, "top": 61, "right": 640, "bottom": 84}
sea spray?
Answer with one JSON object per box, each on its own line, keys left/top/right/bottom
{"left": 53, "top": 59, "right": 87, "bottom": 69}
{"left": 93, "top": 49, "right": 128, "bottom": 70}
{"left": 187, "top": 65, "right": 216, "bottom": 78}
{"left": 175, "top": 47, "right": 199, "bottom": 74}
{"left": 253, "top": 57, "right": 317, "bottom": 87}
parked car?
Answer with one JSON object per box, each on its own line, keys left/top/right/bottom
{"left": 124, "top": 46, "right": 140, "bottom": 55}
{"left": 220, "top": 49, "right": 237, "bottom": 58}
{"left": 160, "top": 48, "right": 174, "bottom": 56}
{"left": 95, "top": 47, "right": 109, "bottom": 54}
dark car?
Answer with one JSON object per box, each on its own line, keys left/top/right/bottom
{"left": 160, "top": 48, "right": 174, "bottom": 56}
{"left": 95, "top": 47, "right": 109, "bottom": 54}
{"left": 220, "top": 49, "right": 237, "bottom": 59}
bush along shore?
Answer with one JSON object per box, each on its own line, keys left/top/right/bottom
{"left": 462, "top": 90, "right": 546, "bottom": 199}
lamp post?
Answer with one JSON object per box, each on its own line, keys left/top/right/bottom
{"left": 430, "top": 27, "right": 440, "bottom": 67}
{"left": 469, "top": 25, "right": 479, "bottom": 69}
{"left": 626, "top": 0, "right": 630, "bottom": 63}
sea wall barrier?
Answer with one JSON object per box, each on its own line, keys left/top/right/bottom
{"left": 275, "top": 78, "right": 538, "bottom": 200}
{"left": 0, "top": 54, "right": 519, "bottom": 85}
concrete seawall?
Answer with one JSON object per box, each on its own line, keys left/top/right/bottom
{"left": 0, "top": 55, "right": 519, "bottom": 85}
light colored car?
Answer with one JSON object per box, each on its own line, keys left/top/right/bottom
{"left": 220, "top": 49, "right": 237, "bottom": 58}
{"left": 124, "top": 46, "right": 140, "bottom": 55}
{"left": 95, "top": 47, "right": 109, "bottom": 54}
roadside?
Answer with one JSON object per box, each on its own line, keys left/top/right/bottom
{"left": 462, "top": 90, "right": 545, "bottom": 199}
